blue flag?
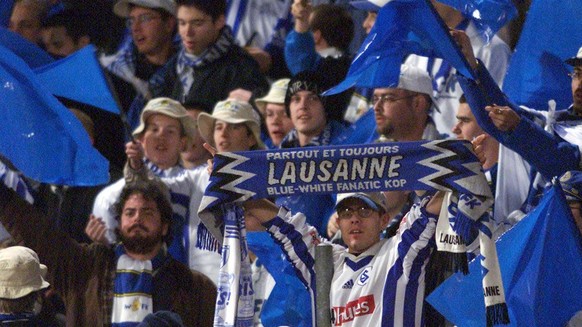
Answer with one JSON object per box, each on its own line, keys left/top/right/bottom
{"left": 0, "top": 1, "right": 14, "bottom": 27}
{"left": 427, "top": 183, "right": 582, "bottom": 326}
{"left": 34, "top": 45, "right": 121, "bottom": 115}
{"left": 0, "top": 27, "right": 54, "bottom": 68}
{"left": 438, "top": 0, "right": 516, "bottom": 41}
{"left": 247, "top": 232, "right": 312, "bottom": 327}
{"left": 0, "top": 45, "right": 109, "bottom": 186}
{"left": 326, "top": 0, "right": 475, "bottom": 95}
{"left": 502, "top": 0, "right": 582, "bottom": 111}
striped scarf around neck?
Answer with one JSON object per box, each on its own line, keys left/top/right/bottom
{"left": 111, "top": 244, "right": 168, "bottom": 326}
{"left": 176, "top": 26, "right": 235, "bottom": 100}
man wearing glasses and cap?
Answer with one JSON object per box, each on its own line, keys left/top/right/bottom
{"left": 242, "top": 191, "right": 444, "bottom": 326}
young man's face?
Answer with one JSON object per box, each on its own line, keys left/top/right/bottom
{"left": 452, "top": 102, "right": 484, "bottom": 140}
{"left": 41, "top": 26, "right": 79, "bottom": 58}
{"left": 571, "top": 66, "right": 582, "bottom": 114}
{"left": 336, "top": 198, "right": 389, "bottom": 254}
{"left": 362, "top": 11, "right": 377, "bottom": 35}
{"left": 288, "top": 91, "right": 327, "bottom": 141}
{"left": 213, "top": 121, "right": 257, "bottom": 153}
{"left": 119, "top": 192, "right": 168, "bottom": 255}
{"left": 9, "top": 2, "right": 43, "bottom": 44}
{"left": 373, "top": 88, "right": 419, "bottom": 141}
{"left": 177, "top": 5, "right": 224, "bottom": 56}
{"left": 139, "top": 114, "right": 186, "bottom": 170}
{"left": 265, "top": 103, "right": 294, "bottom": 147}
{"left": 128, "top": 6, "right": 175, "bottom": 58}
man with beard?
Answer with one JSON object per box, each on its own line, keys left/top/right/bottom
{"left": 0, "top": 178, "right": 216, "bottom": 326}
{"left": 89, "top": 97, "right": 221, "bottom": 285}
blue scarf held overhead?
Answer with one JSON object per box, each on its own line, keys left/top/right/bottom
{"left": 198, "top": 140, "right": 509, "bottom": 326}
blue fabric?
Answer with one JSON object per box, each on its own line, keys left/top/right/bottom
{"left": 427, "top": 182, "right": 582, "bottom": 326}
{"left": 458, "top": 61, "right": 581, "bottom": 181}
{"left": 0, "top": 44, "right": 109, "bottom": 186}
{"left": 0, "top": 27, "right": 54, "bottom": 68}
{"left": 284, "top": 30, "right": 319, "bottom": 75}
{"left": 502, "top": 0, "right": 582, "bottom": 111}
{"left": 437, "top": 0, "right": 516, "bottom": 41}
{"left": 325, "top": 0, "right": 476, "bottom": 95}
{"left": 34, "top": 45, "right": 121, "bottom": 114}
{"left": 246, "top": 232, "right": 312, "bottom": 327}
{"left": 0, "top": 1, "right": 14, "bottom": 27}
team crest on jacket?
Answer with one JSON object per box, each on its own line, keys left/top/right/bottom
{"left": 357, "top": 266, "right": 372, "bottom": 286}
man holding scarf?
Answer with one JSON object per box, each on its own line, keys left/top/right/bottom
{"left": 240, "top": 191, "right": 444, "bottom": 326}
{"left": 0, "top": 177, "right": 216, "bottom": 326}
{"left": 152, "top": 0, "right": 269, "bottom": 114}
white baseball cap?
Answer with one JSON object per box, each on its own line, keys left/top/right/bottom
{"left": 565, "top": 46, "right": 582, "bottom": 67}
{"left": 396, "top": 64, "right": 440, "bottom": 112}
{"left": 336, "top": 192, "right": 388, "bottom": 212}
{"left": 255, "top": 78, "right": 290, "bottom": 113}
{"left": 114, "top": 0, "right": 176, "bottom": 18}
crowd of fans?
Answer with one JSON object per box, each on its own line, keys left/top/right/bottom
{"left": 1, "top": 0, "right": 581, "bottom": 326}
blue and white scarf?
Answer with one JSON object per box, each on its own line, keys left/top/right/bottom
{"left": 199, "top": 140, "right": 508, "bottom": 326}
{"left": 111, "top": 244, "right": 168, "bottom": 326}
{"left": 214, "top": 204, "right": 254, "bottom": 327}
{"left": 176, "top": 27, "right": 235, "bottom": 101}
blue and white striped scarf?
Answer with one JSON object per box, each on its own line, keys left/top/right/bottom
{"left": 111, "top": 244, "right": 169, "bottom": 326}
{"left": 176, "top": 26, "right": 235, "bottom": 101}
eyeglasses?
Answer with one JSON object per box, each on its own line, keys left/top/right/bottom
{"left": 337, "top": 206, "right": 375, "bottom": 220}
{"left": 568, "top": 71, "right": 582, "bottom": 81}
{"left": 372, "top": 94, "right": 417, "bottom": 106}
{"left": 126, "top": 14, "right": 162, "bottom": 28}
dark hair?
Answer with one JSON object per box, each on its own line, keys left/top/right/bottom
{"left": 459, "top": 94, "right": 467, "bottom": 104}
{"left": 41, "top": 9, "right": 91, "bottom": 43}
{"left": 114, "top": 179, "right": 174, "bottom": 245}
{"left": 310, "top": 4, "right": 354, "bottom": 52}
{"left": 0, "top": 292, "right": 40, "bottom": 313}
{"left": 175, "top": 0, "right": 226, "bottom": 21}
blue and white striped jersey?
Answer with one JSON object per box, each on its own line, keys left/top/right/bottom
{"left": 265, "top": 200, "right": 437, "bottom": 327}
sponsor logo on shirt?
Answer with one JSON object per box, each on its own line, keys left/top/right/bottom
{"left": 332, "top": 294, "right": 375, "bottom": 326}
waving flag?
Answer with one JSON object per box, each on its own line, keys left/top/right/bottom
{"left": 502, "top": 0, "right": 582, "bottom": 111}
{"left": 326, "top": 0, "right": 475, "bottom": 95}
{"left": 438, "top": 0, "right": 516, "bottom": 41}
{"left": 427, "top": 182, "right": 582, "bottom": 326}
{"left": 34, "top": 45, "right": 121, "bottom": 114}
{"left": 0, "top": 1, "right": 14, "bottom": 27}
{"left": 0, "top": 27, "right": 54, "bottom": 68}
{"left": 0, "top": 45, "right": 109, "bottom": 186}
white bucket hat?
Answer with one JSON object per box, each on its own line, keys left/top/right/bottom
{"left": 113, "top": 0, "right": 177, "bottom": 18}
{"left": 254, "top": 78, "right": 290, "bottom": 113}
{"left": 397, "top": 64, "right": 440, "bottom": 112}
{"left": 0, "top": 246, "right": 50, "bottom": 299}
{"left": 133, "top": 97, "right": 197, "bottom": 146}
{"left": 198, "top": 99, "right": 265, "bottom": 150}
